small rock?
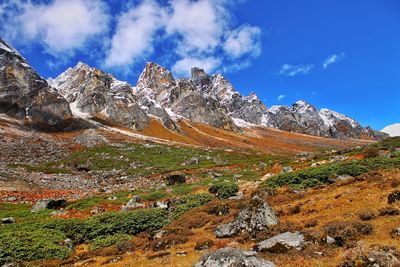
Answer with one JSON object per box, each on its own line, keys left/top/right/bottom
{"left": 176, "top": 251, "right": 187, "bottom": 257}
{"left": 1, "top": 217, "right": 15, "bottom": 224}
{"left": 208, "top": 204, "right": 230, "bottom": 216}
{"left": 166, "top": 174, "right": 186, "bottom": 185}
{"left": 391, "top": 228, "right": 400, "bottom": 239}
{"left": 254, "top": 232, "right": 306, "bottom": 253}
{"left": 326, "top": 235, "right": 336, "bottom": 244}
{"left": 282, "top": 166, "right": 293, "bottom": 173}
{"left": 147, "top": 252, "right": 171, "bottom": 260}
{"left": 194, "top": 247, "right": 275, "bottom": 267}
{"left": 181, "top": 157, "right": 199, "bottom": 166}
{"left": 388, "top": 191, "right": 400, "bottom": 204}
{"left": 194, "top": 240, "right": 214, "bottom": 251}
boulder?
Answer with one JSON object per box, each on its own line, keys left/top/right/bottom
{"left": 1, "top": 217, "right": 15, "bottom": 224}
{"left": 166, "top": 174, "right": 186, "bottom": 185}
{"left": 388, "top": 191, "right": 400, "bottom": 204}
{"left": 214, "top": 196, "right": 278, "bottom": 238}
{"left": 121, "top": 196, "right": 144, "bottom": 211}
{"left": 194, "top": 247, "right": 275, "bottom": 267}
{"left": 254, "top": 232, "right": 306, "bottom": 253}
{"left": 31, "top": 199, "right": 67, "bottom": 213}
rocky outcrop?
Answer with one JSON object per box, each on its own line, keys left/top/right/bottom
{"left": 49, "top": 62, "right": 149, "bottom": 130}
{"left": 31, "top": 198, "right": 67, "bottom": 213}
{"left": 0, "top": 39, "right": 72, "bottom": 128}
{"left": 254, "top": 232, "right": 306, "bottom": 253}
{"left": 214, "top": 196, "right": 278, "bottom": 238}
{"left": 194, "top": 247, "right": 275, "bottom": 267}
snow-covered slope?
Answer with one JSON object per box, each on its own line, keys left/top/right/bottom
{"left": 382, "top": 123, "right": 400, "bottom": 137}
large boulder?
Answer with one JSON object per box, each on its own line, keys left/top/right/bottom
{"left": 194, "top": 247, "right": 275, "bottom": 267}
{"left": 31, "top": 198, "right": 67, "bottom": 213}
{"left": 214, "top": 196, "right": 278, "bottom": 238}
{"left": 0, "top": 39, "right": 72, "bottom": 128}
{"left": 254, "top": 232, "right": 306, "bottom": 253}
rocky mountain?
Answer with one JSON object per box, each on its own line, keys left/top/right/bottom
{"left": 136, "top": 63, "right": 236, "bottom": 130}
{"left": 0, "top": 39, "right": 72, "bottom": 128}
{"left": 48, "top": 62, "right": 149, "bottom": 130}
{"left": 1, "top": 37, "right": 383, "bottom": 140}
{"left": 382, "top": 123, "right": 400, "bottom": 137}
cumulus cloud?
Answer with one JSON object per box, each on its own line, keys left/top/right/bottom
{"left": 322, "top": 52, "right": 345, "bottom": 69}
{"left": 172, "top": 56, "right": 222, "bottom": 76}
{"left": 105, "top": 0, "right": 164, "bottom": 68}
{"left": 0, "top": 0, "right": 110, "bottom": 57}
{"left": 223, "top": 25, "right": 261, "bottom": 59}
{"left": 278, "top": 64, "right": 314, "bottom": 77}
{"left": 1, "top": 0, "right": 262, "bottom": 76}
{"left": 277, "top": 94, "right": 286, "bottom": 101}
{"left": 166, "top": 0, "right": 228, "bottom": 55}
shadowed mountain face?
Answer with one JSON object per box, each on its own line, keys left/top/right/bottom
{"left": 0, "top": 39, "right": 72, "bottom": 128}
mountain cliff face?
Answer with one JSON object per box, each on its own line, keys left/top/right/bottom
{"left": 0, "top": 39, "right": 72, "bottom": 128}
{"left": 136, "top": 63, "right": 236, "bottom": 130}
{"left": 48, "top": 62, "right": 149, "bottom": 130}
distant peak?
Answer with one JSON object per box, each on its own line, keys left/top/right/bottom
{"left": 191, "top": 67, "right": 208, "bottom": 79}
{"left": 294, "top": 100, "right": 309, "bottom": 106}
{"left": 75, "top": 61, "right": 91, "bottom": 70}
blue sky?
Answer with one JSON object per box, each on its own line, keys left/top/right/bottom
{"left": 1, "top": 0, "right": 399, "bottom": 129}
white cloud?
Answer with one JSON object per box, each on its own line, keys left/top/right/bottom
{"left": 172, "top": 56, "right": 221, "bottom": 76}
{"left": 223, "top": 25, "right": 261, "bottom": 59}
{"left": 277, "top": 94, "right": 286, "bottom": 101}
{"left": 166, "top": 0, "right": 228, "bottom": 55}
{"left": 1, "top": 0, "right": 110, "bottom": 56}
{"left": 278, "top": 64, "right": 314, "bottom": 76}
{"left": 105, "top": 0, "right": 164, "bottom": 68}
{"left": 322, "top": 52, "right": 345, "bottom": 69}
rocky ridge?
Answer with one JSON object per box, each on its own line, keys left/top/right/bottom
{"left": 0, "top": 39, "right": 72, "bottom": 128}
{"left": 0, "top": 38, "right": 385, "bottom": 140}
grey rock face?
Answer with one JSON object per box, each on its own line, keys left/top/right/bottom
{"left": 136, "top": 63, "right": 235, "bottom": 130}
{"left": 194, "top": 247, "right": 275, "bottom": 267}
{"left": 192, "top": 70, "right": 273, "bottom": 126}
{"left": 49, "top": 62, "right": 149, "bottom": 130}
{"left": 214, "top": 196, "right": 278, "bottom": 238}
{"left": 254, "top": 232, "right": 306, "bottom": 253}
{"left": 0, "top": 39, "right": 72, "bottom": 128}
{"left": 31, "top": 198, "right": 67, "bottom": 213}
{"left": 1, "top": 217, "right": 15, "bottom": 224}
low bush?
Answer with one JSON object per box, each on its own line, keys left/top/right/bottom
{"left": 171, "top": 193, "right": 213, "bottom": 219}
{"left": 264, "top": 156, "right": 400, "bottom": 189}
{"left": 89, "top": 234, "right": 132, "bottom": 250}
{"left": 0, "top": 228, "right": 69, "bottom": 265}
{"left": 209, "top": 180, "right": 239, "bottom": 199}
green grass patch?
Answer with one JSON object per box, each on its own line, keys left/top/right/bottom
{"left": 209, "top": 180, "right": 239, "bottom": 199}
{"left": 89, "top": 234, "right": 132, "bottom": 250}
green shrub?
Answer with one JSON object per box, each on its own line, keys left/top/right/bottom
{"left": 171, "top": 193, "right": 213, "bottom": 219}
{"left": 89, "top": 234, "right": 132, "bottom": 250}
{"left": 44, "top": 208, "right": 169, "bottom": 243}
{"left": 264, "top": 156, "right": 400, "bottom": 189}
{"left": 0, "top": 228, "right": 69, "bottom": 265}
{"left": 209, "top": 180, "right": 239, "bottom": 199}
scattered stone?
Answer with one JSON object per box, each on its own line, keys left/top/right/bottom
{"left": 166, "top": 174, "right": 186, "bottom": 185}
{"left": 254, "top": 232, "right": 306, "bottom": 253}
{"left": 194, "top": 240, "right": 214, "bottom": 251}
{"left": 391, "top": 228, "right": 400, "bottom": 239}
{"left": 31, "top": 198, "right": 67, "bottom": 213}
{"left": 90, "top": 206, "right": 106, "bottom": 215}
{"left": 208, "top": 204, "right": 230, "bottom": 216}
{"left": 326, "top": 236, "right": 336, "bottom": 244}
{"left": 379, "top": 207, "right": 400, "bottom": 216}
{"left": 340, "top": 244, "right": 400, "bottom": 267}
{"left": 176, "top": 251, "right": 187, "bottom": 257}
{"left": 50, "top": 209, "right": 67, "bottom": 217}
{"left": 214, "top": 196, "right": 278, "bottom": 238}
{"left": 282, "top": 166, "right": 293, "bottom": 173}
{"left": 181, "top": 157, "right": 199, "bottom": 166}
{"left": 333, "top": 174, "right": 353, "bottom": 182}
{"left": 194, "top": 247, "right": 275, "bottom": 267}
{"left": 108, "top": 196, "right": 118, "bottom": 201}
{"left": 1, "top": 217, "right": 15, "bottom": 224}
{"left": 151, "top": 201, "right": 168, "bottom": 209}
{"left": 147, "top": 252, "right": 171, "bottom": 260}
{"left": 121, "top": 201, "right": 145, "bottom": 211}
{"left": 388, "top": 191, "right": 400, "bottom": 204}
{"left": 5, "top": 196, "right": 17, "bottom": 202}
